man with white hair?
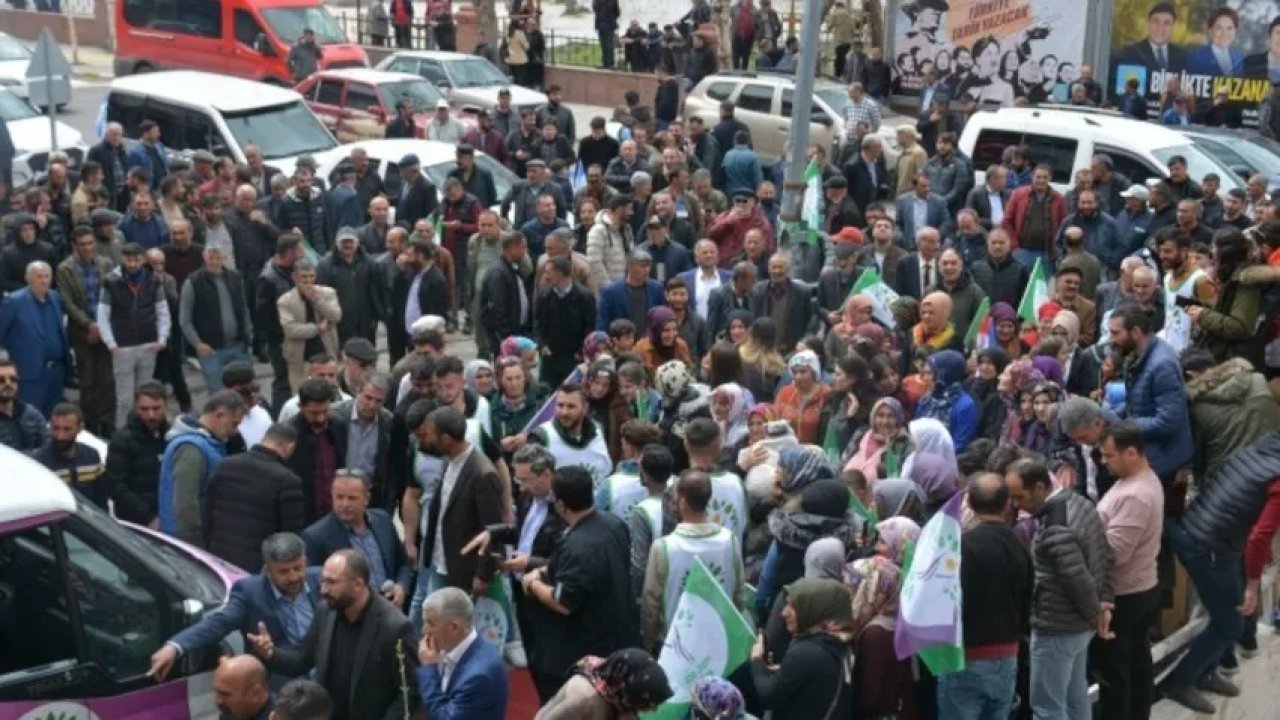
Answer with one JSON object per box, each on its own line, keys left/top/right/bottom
{"left": 0, "top": 260, "right": 69, "bottom": 415}
{"left": 87, "top": 121, "right": 129, "bottom": 212}
{"left": 417, "top": 587, "right": 508, "bottom": 717}
{"left": 605, "top": 140, "right": 646, "bottom": 193}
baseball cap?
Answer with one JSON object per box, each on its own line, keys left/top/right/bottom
{"left": 336, "top": 226, "right": 359, "bottom": 244}
{"left": 1119, "top": 184, "right": 1149, "bottom": 202}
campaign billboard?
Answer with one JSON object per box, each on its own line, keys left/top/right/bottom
{"left": 890, "top": 0, "right": 1089, "bottom": 104}
{"left": 1109, "top": 0, "right": 1279, "bottom": 126}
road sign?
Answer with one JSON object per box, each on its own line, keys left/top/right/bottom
{"left": 25, "top": 28, "right": 72, "bottom": 110}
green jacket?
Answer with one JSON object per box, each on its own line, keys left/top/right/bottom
{"left": 1186, "top": 357, "right": 1280, "bottom": 477}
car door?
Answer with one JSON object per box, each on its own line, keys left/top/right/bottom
{"left": 339, "top": 82, "right": 384, "bottom": 142}
{"left": 733, "top": 82, "right": 782, "bottom": 162}
{"left": 781, "top": 89, "right": 836, "bottom": 160}
{"left": 228, "top": 8, "right": 274, "bottom": 81}
{"left": 307, "top": 77, "right": 346, "bottom": 140}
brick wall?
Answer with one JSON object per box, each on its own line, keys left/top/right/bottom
{"left": 0, "top": 3, "right": 111, "bottom": 50}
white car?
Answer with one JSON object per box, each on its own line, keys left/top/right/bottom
{"left": 0, "top": 32, "right": 69, "bottom": 109}
{"left": 1, "top": 88, "right": 86, "bottom": 189}
{"left": 374, "top": 50, "right": 547, "bottom": 115}
{"left": 311, "top": 139, "right": 518, "bottom": 217}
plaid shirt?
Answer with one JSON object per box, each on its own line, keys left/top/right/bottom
{"left": 78, "top": 259, "right": 102, "bottom": 310}
{"left": 843, "top": 96, "right": 883, "bottom": 139}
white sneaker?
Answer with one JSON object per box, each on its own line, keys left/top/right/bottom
{"left": 504, "top": 641, "right": 528, "bottom": 668}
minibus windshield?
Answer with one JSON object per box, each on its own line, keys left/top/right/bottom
{"left": 222, "top": 101, "right": 338, "bottom": 159}
{"left": 261, "top": 6, "right": 347, "bottom": 45}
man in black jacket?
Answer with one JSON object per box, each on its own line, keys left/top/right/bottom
{"left": 204, "top": 422, "right": 304, "bottom": 571}
{"left": 748, "top": 252, "right": 815, "bottom": 351}
{"left": 257, "top": 234, "right": 304, "bottom": 414}
{"left": 392, "top": 241, "right": 450, "bottom": 351}
{"left": 706, "top": 261, "right": 755, "bottom": 342}
{"left": 287, "top": 378, "right": 348, "bottom": 525}
{"left": 970, "top": 228, "right": 1029, "bottom": 309}
{"left": 33, "top": 404, "right": 107, "bottom": 510}
{"left": 385, "top": 100, "right": 417, "bottom": 139}
{"left": 535, "top": 255, "right": 597, "bottom": 387}
{"left": 180, "top": 246, "right": 252, "bottom": 393}
{"left": 478, "top": 233, "right": 533, "bottom": 359}
{"left": 317, "top": 228, "right": 378, "bottom": 344}
{"left": 654, "top": 65, "right": 680, "bottom": 130}
{"left": 106, "top": 382, "right": 170, "bottom": 525}
{"left": 250, "top": 549, "right": 420, "bottom": 720}
{"left": 330, "top": 376, "right": 395, "bottom": 508}
{"left": 224, "top": 185, "right": 280, "bottom": 356}
{"left": 278, "top": 169, "right": 327, "bottom": 255}
{"left": 396, "top": 154, "right": 438, "bottom": 230}
{"left": 87, "top": 121, "right": 129, "bottom": 212}
{"left": 843, "top": 136, "right": 889, "bottom": 214}
{"left": 823, "top": 176, "right": 863, "bottom": 237}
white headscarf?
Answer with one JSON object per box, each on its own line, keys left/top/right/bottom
{"left": 713, "top": 382, "right": 754, "bottom": 447}
{"left": 900, "top": 417, "right": 956, "bottom": 480}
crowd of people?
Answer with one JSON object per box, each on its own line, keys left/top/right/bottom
{"left": 4, "top": 46, "right": 1280, "bottom": 719}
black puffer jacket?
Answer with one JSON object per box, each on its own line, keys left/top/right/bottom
{"left": 1181, "top": 432, "right": 1280, "bottom": 556}
{"left": 204, "top": 445, "right": 306, "bottom": 571}
{"left": 277, "top": 186, "right": 327, "bottom": 253}
{"left": 1030, "top": 490, "right": 1114, "bottom": 635}
{"left": 105, "top": 413, "right": 170, "bottom": 524}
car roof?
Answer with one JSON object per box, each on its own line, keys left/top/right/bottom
{"left": 380, "top": 50, "right": 476, "bottom": 62}
{"left": 965, "top": 106, "right": 1193, "bottom": 150}
{"left": 0, "top": 446, "right": 77, "bottom": 529}
{"left": 110, "top": 71, "right": 303, "bottom": 112}
{"left": 312, "top": 68, "right": 424, "bottom": 85}
{"left": 312, "top": 139, "right": 469, "bottom": 169}
{"left": 699, "top": 71, "right": 844, "bottom": 90}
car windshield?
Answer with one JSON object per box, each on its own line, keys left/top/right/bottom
{"left": 0, "top": 34, "right": 31, "bottom": 62}
{"left": 1211, "top": 135, "right": 1280, "bottom": 177}
{"left": 222, "top": 101, "right": 337, "bottom": 159}
{"left": 815, "top": 87, "right": 848, "bottom": 115}
{"left": 0, "top": 90, "right": 37, "bottom": 121}
{"left": 1152, "top": 144, "right": 1243, "bottom": 191}
{"left": 75, "top": 496, "right": 226, "bottom": 607}
{"left": 261, "top": 7, "right": 347, "bottom": 45}
{"left": 376, "top": 79, "right": 444, "bottom": 111}
{"left": 424, "top": 154, "right": 517, "bottom": 205}
{"left": 446, "top": 57, "right": 507, "bottom": 88}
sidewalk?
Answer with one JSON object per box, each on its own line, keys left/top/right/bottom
{"left": 60, "top": 42, "right": 114, "bottom": 81}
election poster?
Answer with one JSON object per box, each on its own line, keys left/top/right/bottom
{"left": 890, "top": 0, "right": 1088, "bottom": 104}
{"left": 1109, "top": 0, "right": 1279, "bottom": 127}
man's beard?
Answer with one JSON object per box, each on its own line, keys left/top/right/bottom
{"left": 53, "top": 439, "right": 75, "bottom": 454}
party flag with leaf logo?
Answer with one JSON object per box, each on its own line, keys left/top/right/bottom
{"left": 894, "top": 491, "right": 966, "bottom": 675}
{"left": 1017, "top": 257, "right": 1050, "bottom": 326}
{"left": 802, "top": 157, "right": 822, "bottom": 245}
{"left": 964, "top": 296, "right": 993, "bottom": 350}
{"left": 849, "top": 268, "right": 901, "bottom": 329}
{"left": 642, "top": 558, "right": 754, "bottom": 720}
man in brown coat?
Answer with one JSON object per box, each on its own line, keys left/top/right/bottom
{"left": 277, "top": 259, "right": 342, "bottom": 392}
{"left": 58, "top": 226, "right": 116, "bottom": 436}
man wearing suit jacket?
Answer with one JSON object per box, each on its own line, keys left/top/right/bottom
{"left": 1116, "top": 3, "right": 1185, "bottom": 74}
{"left": 894, "top": 226, "right": 943, "bottom": 300}
{"left": 748, "top": 253, "right": 816, "bottom": 352}
{"left": 964, "top": 165, "right": 1010, "bottom": 231}
{"left": 676, "top": 239, "right": 732, "bottom": 323}
{"left": 823, "top": 176, "right": 864, "bottom": 237}
{"left": 395, "top": 154, "right": 438, "bottom": 231}
{"left": 857, "top": 217, "right": 905, "bottom": 290}
{"left": 843, "top": 136, "right": 890, "bottom": 215}
{"left": 895, "top": 174, "right": 954, "bottom": 250}
{"left": 87, "top": 122, "right": 129, "bottom": 212}
{"left": 596, "top": 250, "right": 666, "bottom": 332}
{"left": 419, "top": 406, "right": 506, "bottom": 600}
{"left": 706, "top": 261, "right": 756, "bottom": 343}
{"left": 417, "top": 588, "right": 509, "bottom": 719}
{"left": 0, "top": 261, "right": 69, "bottom": 415}
{"left": 392, "top": 241, "right": 450, "bottom": 347}
{"left": 254, "top": 550, "right": 420, "bottom": 720}
{"left": 148, "top": 533, "right": 320, "bottom": 683}
{"left": 477, "top": 234, "right": 534, "bottom": 357}
{"left": 303, "top": 471, "right": 414, "bottom": 608}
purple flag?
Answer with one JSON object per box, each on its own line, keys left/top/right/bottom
{"left": 521, "top": 367, "right": 583, "bottom": 434}
{"left": 894, "top": 491, "right": 966, "bottom": 674}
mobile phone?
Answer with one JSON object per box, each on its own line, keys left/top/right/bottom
{"left": 1174, "top": 295, "right": 1203, "bottom": 309}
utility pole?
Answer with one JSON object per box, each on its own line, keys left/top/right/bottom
{"left": 777, "top": 0, "right": 824, "bottom": 276}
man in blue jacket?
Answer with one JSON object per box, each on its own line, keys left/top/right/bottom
{"left": 125, "top": 119, "right": 169, "bottom": 192}
{"left": 0, "top": 260, "right": 69, "bottom": 415}
{"left": 157, "top": 389, "right": 243, "bottom": 543}
{"left": 147, "top": 533, "right": 321, "bottom": 684}
{"left": 1108, "top": 303, "right": 1193, "bottom": 491}
{"left": 417, "top": 587, "right": 508, "bottom": 720}
{"left": 596, "top": 250, "right": 665, "bottom": 332}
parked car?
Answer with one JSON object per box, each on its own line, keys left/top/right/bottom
{"left": 0, "top": 32, "right": 71, "bottom": 111}
{"left": 113, "top": 0, "right": 367, "bottom": 85}
{"left": 104, "top": 71, "right": 338, "bottom": 178}
{"left": 311, "top": 139, "right": 518, "bottom": 215}
{"left": 683, "top": 71, "right": 852, "bottom": 164}
{"left": 1, "top": 88, "right": 87, "bottom": 189}
{"left": 375, "top": 50, "right": 547, "bottom": 114}
{"left": 295, "top": 68, "right": 477, "bottom": 143}
{"left": 0, "top": 445, "right": 242, "bottom": 716}
{"left": 957, "top": 106, "right": 1244, "bottom": 192}
{"left": 1178, "top": 126, "right": 1280, "bottom": 184}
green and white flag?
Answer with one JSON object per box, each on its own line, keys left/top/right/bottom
{"left": 849, "top": 268, "right": 900, "bottom": 329}
{"left": 642, "top": 558, "right": 754, "bottom": 720}
{"left": 801, "top": 157, "right": 822, "bottom": 245}
{"left": 1016, "top": 257, "right": 1050, "bottom": 326}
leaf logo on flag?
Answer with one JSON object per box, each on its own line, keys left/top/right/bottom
{"left": 1017, "top": 258, "right": 1050, "bottom": 327}
{"left": 849, "top": 268, "right": 901, "bottom": 329}
{"left": 894, "top": 492, "right": 966, "bottom": 676}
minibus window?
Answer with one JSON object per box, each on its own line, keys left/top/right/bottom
{"left": 234, "top": 9, "right": 266, "bottom": 48}
{"left": 0, "top": 526, "right": 77, "bottom": 677}
{"left": 61, "top": 528, "right": 163, "bottom": 680}
{"left": 260, "top": 7, "right": 346, "bottom": 45}
{"left": 123, "top": 0, "right": 221, "bottom": 38}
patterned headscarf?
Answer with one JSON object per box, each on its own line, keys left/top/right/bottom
{"left": 463, "top": 359, "right": 493, "bottom": 394}
{"left": 500, "top": 335, "right": 537, "bottom": 359}
{"left": 854, "top": 323, "right": 886, "bottom": 347}
{"left": 690, "top": 676, "right": 746, "bottom": 720}
{"left": 1004, "top": 359, "right": 1044, "bottom": 396}
{"left": 844, "top": 555, "right": 903, "bottom": 635}
{"left": 582, "top": 331, "right": 612, "bottom": 363}
{"left": 747, "top": 403, "right": 775, "bottom": 422}
{"left": 576, "top": 649, "right": 673, "bottom": 714}
{"left": 876, "top": 516, "right": 921, "bottom": 566}
{"left": 713, "top": 383, "right": 753, "bottom": 447}
{"left": 787, "top": 349, "right": 822, "bottom": 379}
{"left": 778, "top": 445, "right": 836, "bottom": 494}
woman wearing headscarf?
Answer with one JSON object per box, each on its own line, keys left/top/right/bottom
{"left": 464, "top": 359, "right": 496, "bottom": 400}
{"left": 490, "top": 355, "right": 548, "bottom": 462}
{"left": 536, "top": 648, "right": 673, "bottom": 720}
{"left": 968, "top": 346, "right": 1010, "bottom": 440}
{"left": 901, "top": 417, "right": 957, "bottom": 477}
{"left": 910, "top": 292, "right": 965, "bottom": 369}
{"left": 711, "top": 382, "right": 754, "bottom": 449}
{"left": 774, "top": 350, "right": 830, "bottom": 445}
{"left": 989, "top": 301, "right": 1027, "bottom": 358}
{"left": 1050, "top": 309, "right": 1100, "bottom": 397}
{"left": 580, "top": 331, "right": 614, "bottom": 374}
{"left": 762, "top": 536, "right": 849, "bottom": 664}
{"left": 847, "top": 556, "right": 913, "bottom": 719}
{"left": 586, "top": 358, "right": 627, "bottom": 461}
{"left": 722, "top": 308, "right": 754, "bottom": 346}
{"left": 1030, "top": 354, "right": 1064, "bottom": 387}
{"left": 687, "top": 676, "right": 755, "bottom": 720}
{"left": 875, "top": 516, "right": 921, "bottom": 565}
{"left": 635, "top": 306, "right": 694, "bottom": 374}
{"left": 1024, "top": 300, "right": 1061, "bottom": 349}
{"left": 654, "top": 359, "right": 712, "bottom": 471}
{"left": 1020, "top": 380, "right": 1064, "bottom": 456}
{"left": 739, "top": 317, "right": 787, "bottom": 403}
{"left": 750, "top": 578, "right": 856, "bottom": 720}
{"left": 906, "top": 452, "right": 959, "bottom": 518}
{"left": 845, "top": 397, "right": 913, "bottom": 483}
{"left": 817, "top": 355, "right": 882, "bottom": 463}
{"left": 914, "top": 349, "right": 979, "bottom": 451}
{"left": 995, "top": 358, "right": 1044, "bottom": 445}
{"left": 824, "top": 294, "right": 874, "bottom": 362}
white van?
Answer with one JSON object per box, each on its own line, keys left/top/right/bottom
{"left": 0, "top": 446, "right": 242, "bottom": 718}
{"left": 957, "top": 106, "right": 1243, "bottom": 193}
{"left": 102, "top": 70, "right": 339, "bottom": 178}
